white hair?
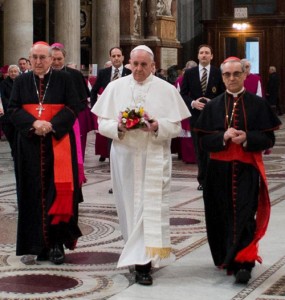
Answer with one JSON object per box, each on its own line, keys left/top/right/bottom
{"left": 8, "top": 65, "right": 20, "bottom": 72}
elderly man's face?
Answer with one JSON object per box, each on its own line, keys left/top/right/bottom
{"left": 243, "top": 62, "right": 251, "bottom": 75}
{"left": 130, "top": 50, "right": 155, "bottom": 82}
{"left": 30, "top": 45, "right": 52, "bottom": 77}
{"left": 222, "top": 61, "right": 246, "bottom": 93}
{"left": 8, "top": 67, "right": 20, "bottom": 80}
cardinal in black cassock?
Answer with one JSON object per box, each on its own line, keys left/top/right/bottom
{"left": 8, "top": 41, "right": 83, "bottom": 264}
{"left": 195, "top": 57, "right": 281, "bottom": 284}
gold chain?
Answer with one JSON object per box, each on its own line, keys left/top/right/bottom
{"left": 225, "top": 92, "right": 244, "bottom": 129}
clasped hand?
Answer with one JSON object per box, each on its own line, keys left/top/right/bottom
{"left": 33, "top": 120, "right": 53, "bottom": 136}
{"left": 224, "top": 127, "right": 246, "bottom": 144}
{"left": 140, "top": 120, "right": 158, "bottom": 132}
{"left": 193, "top": 97, "right": 210, "bottom": 110}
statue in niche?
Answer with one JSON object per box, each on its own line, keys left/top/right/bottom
{"left": 134, "top": 0, "right": 142, "bottom": 35}
{"left": 156, "top": 0, "right": 172, "bottom": 16}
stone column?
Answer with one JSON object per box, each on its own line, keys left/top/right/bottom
{"left": 146, "top": 0, "right": 157, "bottom": 39}
{"left": 91, "top": 0, "right": 97, "bottom": 65}
{"left": 54, "top": 0, "right": 81, "bottom": 69}
{"left": 177, "top": 0, "right": 201, "bottom": 63}
{"left": 3, "top": 0, "right": 33, "bottom": 65}
{"left": 94, "top": 0, "right": 120, "bottom": 69}
{"left": 202, "top": 0, "right": 213, "bottom": 20}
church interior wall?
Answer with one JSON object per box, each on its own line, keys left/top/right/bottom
{"left": 0, "top": 0, "right": 285, "bottom": 112}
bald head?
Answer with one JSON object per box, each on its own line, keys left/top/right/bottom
{"left": 269, "top": 66, "right": 276, "bottom": 73}
{"left": 29, "top": 43, "right": 52, "bottom": 77}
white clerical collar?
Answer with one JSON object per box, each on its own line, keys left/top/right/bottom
{"left": 52, "top": 66, "right": 64, "bottom": 71}
{"left": 226, "top": 87, "right": 245, "bottom": 98}
{"left": 38, "top": 67, "right": 51, "bottom": 79}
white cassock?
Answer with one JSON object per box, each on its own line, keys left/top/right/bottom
{"left": 92, "top": 73, "right": 191, "bottom": 268}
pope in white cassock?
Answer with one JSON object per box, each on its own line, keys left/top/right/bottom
{"left": 91, "top": 45, "right": 191, "bottom": 285}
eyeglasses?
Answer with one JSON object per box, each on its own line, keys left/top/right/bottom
{"left": 31, "top": 55, "right": 50, "bottom": 61}
{"left": 222, "top": 71, "right": 243, "bottom": 78}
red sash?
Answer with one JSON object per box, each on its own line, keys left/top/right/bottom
{"left": 23, "top": 104, "right": 74, "bottom": 225}
{"left": 210, "top": 142, "right": 270, "bottom": 264}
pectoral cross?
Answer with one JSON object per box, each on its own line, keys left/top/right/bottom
{"left": 36, "top": 103, "right": 45, "bottom": 117}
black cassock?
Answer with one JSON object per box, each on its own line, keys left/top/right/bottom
{"left": 8, "top": 69, "right": 83, "bottom": 256}
{"left": 195, "top": 91, "right": 281, "bottom": 270}
{"left": 0, "top": 76, "right": 16, "bottom": 153}
{"left": 63, "top": 66, "right": 90, "bottom": 109}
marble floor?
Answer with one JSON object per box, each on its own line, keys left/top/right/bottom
{"left": 0, "top": 117, "right": 284, "bottom": 300}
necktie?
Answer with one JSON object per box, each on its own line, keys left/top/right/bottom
{"left": 201, "top": 68, "right": 207, "bottom": 95}
{"left": 112, "top": 68, "right": 120, "bottom": 81}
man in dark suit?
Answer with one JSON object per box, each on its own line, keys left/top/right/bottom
{"left": 91, "top": 47, "right": 132, "bottom": 161}
{"left": 91, "top": 47, "right": 132, "bottom": 107}
{"left": 266, "top": 65, "right": 282, "bottom": 115}
{"left": 181, "top": 44, "right": 225, "bottom": 190}
{"left": 18, "top": 57, "right": 29, "bottom": 74}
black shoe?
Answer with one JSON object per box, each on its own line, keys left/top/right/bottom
{"left": 108, "top": 188, "right": 113, "bottom": 194}
{"left": 135, "top": 272, "right": 153, "bottom": 285}
{"left": 197, "top": 184, "right": 203, "bottom": 191}
{"left": 99, "top": 156, "right": 106, "bottom": 162}
{"left": 49, "top": 244, "right": 65, "bottom": 265}
{"left": 235, "top": 269, "right": 251, "bottom": 284}
{"left": 36, "top": 248, "right": 50, "bottom": 261}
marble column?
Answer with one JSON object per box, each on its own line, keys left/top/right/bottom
{"left": 3, "top": 0, "right": 33, "bottom": 65}
{"left": 54, "top": 0, "right": 81, "bottom": 69}
{"left": 146, "top": 0, "right": 157, "bottom": 39}
{"left": 202, "top": 0, "right": 213, "bottom": 19}
{"left": 94, "top": 0, "right": 120, "bottom": 69}
{"left": 177, "top": 0, "right": 202, "bottom": 63}
{"left": 91, "top": 0, "right": 97, "bottom": 65}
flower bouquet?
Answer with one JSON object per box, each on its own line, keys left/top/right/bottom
{"left": 118, "top": 104, "right": 153, "bottom": 129}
